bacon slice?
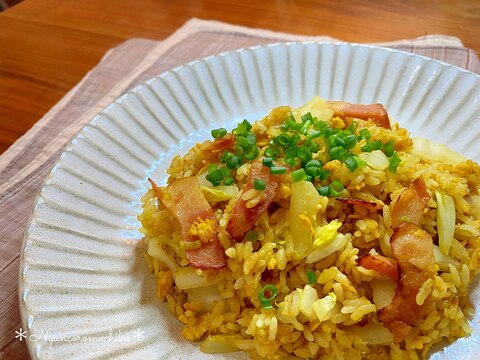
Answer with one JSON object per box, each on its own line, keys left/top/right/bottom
{"left": 391, "top": 178, "right": 429, "bottom": 228}
{"left": 326, "top": 100, "right": 390, "bottom": 129}
{"left": 159, "top": 177, "right": 227, "bottom": 270}
{"left": 201, "top": 133, "right": 236, "bottom": 152}
{"left": 378, "top": 223, "right": 435, "bottom": 342}
{"left": 358, "top": 254, "right": 398, "bottom": 281}
{"left": 226, "top": 160, "right": 279, "bottom": 241}
{"left": 336, "top": 197, "right": 383, "bottom": 211}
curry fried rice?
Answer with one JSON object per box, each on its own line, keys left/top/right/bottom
{"left": 138, "top": 97, "right": 480, "bottom": 359}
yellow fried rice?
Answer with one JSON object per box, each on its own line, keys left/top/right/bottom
{"left": 138, "top": 97, "right": 480, "bottom": 359}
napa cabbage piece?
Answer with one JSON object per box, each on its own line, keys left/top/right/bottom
{"left": 349, "top": 323, "right": 394, "bottom": 345}
{"left": 280, "top": 288, "right": 302, "bottom": 317}
{"left": 313, "top": 220, "right": 342, "bottom": 247}
{"left": 371, "top": 279, "right": 396, "bottom": 309}
{"left": 299, "top": 285, "right": 319, "bottom": 320}
{"left": 147, "top": 237, "right": 178, "bottom": 272}
{"left": 433, "top": 244, "right": 459, "bottom": 271}
{"left": 312, "top": 292, "right": 337, "bottom": 321}
{"left": 467, "top": 195, "right": 480, "bottom": 220}
{"left": 436, "top": 191, "right": 456, "bottom": 255}
{"left": 292, "top": 96, "right": 334, "bottom": 124}
{"left": 306, "top": 234, "right": 349, "bottom": 263}
{"left": 200, "top": 335, "right": 240, "bottom": 354}
{"left": 359, "top": 150, "right": 389, "bottom": 170}
{"left": 289, "top": 181, "right": 326, "bottom": 259}
{"left": 174, "top": 267, "right": 214, "bottom": 290}
{"left": 187, "top": 285, "right": 222, "bottom": 312}
{"left": 196, "top": 171, "right": 239, "bottom": 202}
{"left": 201, "top": 186, "right": 239, "bottom": 202}
{"left": 278, "top": 285, "right": 320, "bottom": 323}
{"left": 412, "top": 137, "right": 467, "bottom": 165}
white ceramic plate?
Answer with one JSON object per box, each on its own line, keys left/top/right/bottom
{"left": 19, "top": 42, "right": 480, "bottom": 359}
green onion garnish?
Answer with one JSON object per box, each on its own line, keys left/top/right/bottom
{"left": 254, "top": 178, "right": 266, "bottom": 190}
{"left": 211, "top": 128, "right": 227, "bottom": 138}
{"left": 317, "top": 186, "right": 330, "bottom": 196}
{"left": 262, "top": 157, "right": 274, "bottom": 167}
{"left": 301, "top": 112, "right": 313, "bottom": 123}
{"left": 258, "top": 284, "right": 278, "bottom": 309}
{"left": 275, "top": 134, "right": 290, "bottom": 146}
{"left": 388, "top": 152, "right": 401, "bottom": 173}
{"left": 383, "top": 141, "right": 395, "bottom": 157}
{"left": 344, "top": 155, "right": 359, "bottom": 172}
{"left": 307, "top": 269, "right": 316, "bottom": 285}
{"left": 291, "top": 168, "right": 307, "bottom": 182}
{"left": 329, "top": 180, "right": 344, "bottom": 196}
{"left": 344, "top": 134, "right": 357, "bottom": 149}
{"left": 264, "top": 148, "right": 277, "bottom": 159}
{"left": 233, "top": 119, "right": 252, "bottom": 135}
{"left": 318, "top": 169, "right": 330, "bottom": 180}
{"left": 223, "top": 176, "right": 235, "bottom": 186}
{"left": 358, "top": 128, "right": 371, "bottom": 140}
{"left": 270, "top": 166, "right": 287, "bottom": 175}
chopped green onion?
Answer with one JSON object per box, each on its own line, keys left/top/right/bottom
{"left": 297, "top": 146, "right": 312, "bottom": 163}
{"left": 307, "top": 269, "right": 316, "bottom": 285}
{"left": 344, "top": 155, "right": 359, "bottom": 172}
{"left": 275, "top": 134, "right": 290, "bottom": 146}
{"left": 244, "top": 147, "right": 260, "bottom": 160}
{"left": 280, "top": 123, "right": 289, "bottom": 132}
{"left": 372, "top": 140, "right": 383, "bottom": 150}
{"left": 236, "top": 136, "right": 249, "bottom": 149}
{"left": 264, "top": 148, "right": 277, "bottom": 159}
{"left": 220, "top": 150, "right": 233, "bottom": 163}
{"left": 226, "top": 155, "right": 242, "bottom": 169}
{"left": 317, "top": 186, "right": 330, "bottom": 196}
{"left": 344, "top": 134, "right": 357, "bottom": 149}
{"left": 308, "top": 141, "right": 320, "bottom": 153}
{"left": 233, "top": 119, "right": 252, "bottom": 135}
{"left": 285, "top": 158, "right": 296, "bottom": 166}
{"left": 332, "top": 136, "right": 346, "bottom": 148}
{"left": 208, "top": 163, "right": 218, "bottom": 172}
{"left": 223, "top": 176, "right": 235, "bottom": 185}
{"left": 348, "top": 121, "right": 358, "bottom": 132}
{"left": 287, "top": 120, "right": 302, "bottom": 131}
{"left": 308, "top": 130, "right": 322, "bottom": 139}
{"left": 317, "top": 169, "right": 330, "bottom": 181}
{"left": 285, "top": 148, "right": 297, "bottom": 159}
{"left": 290, "top": 133, "right": 301, "bottom": 145}
{"left": 305, "top": 160, "right": 323, "bottom": 169}
{"left": 329, "top": 146, "right": 346, "bottom": 160}
{"left": 258, "top": 284, "right": 278, "bottom": 309}
{"left": 211, "top": 128, "right": 227, "bottom": 138}
{"left": 358, "top": 128, "right": 371, "bottom": 140}
{"left": 234, "top": 145, "right": 243, "bottom": 156}
{"left": 361, "top": 144, "right": 373, "bottom": 152}
{"left": 291, "top": 168, "right": 307, "bottom": 182}
{"left": 244, "top": 230, "right": 259, "bottom": 242}
{"left": 383, "top": 141, "right": 395, "bottom": 157}
{"left": 329, "top": 180, "right": 344, "bottom": 196}
{"left": 254, "top": 178, "right": 266, "bottom": 190}
{"left": 388, "top": 152, "right": 402, "bottom": 173}
{"left": 220, "top": 167, "right": 230, "bottom": 177}
{"left": 300, "top": 120, "right": 312, "bottom": 134}
{"left": 262, "top": 157, "right": 274, "bottom": 167}
{"left": 354, "top": 156, "right": 367, "bottom": 168}
{"left": 301, "top": 112, "right": 313, "bottom": 123}
{"left": 270, "top": 166, "right": 287, "bottom": 175}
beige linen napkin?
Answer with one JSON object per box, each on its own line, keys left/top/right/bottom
{"left": 0, "top": 18, "right": 479, "bottom": 359}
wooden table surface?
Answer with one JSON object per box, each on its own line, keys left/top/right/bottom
{"left": 0, "top": 0, "right": 479, "bottom": 154}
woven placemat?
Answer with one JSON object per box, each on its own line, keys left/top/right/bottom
{"left": 1, "top": 18, "right": 479, "bottom": 359}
